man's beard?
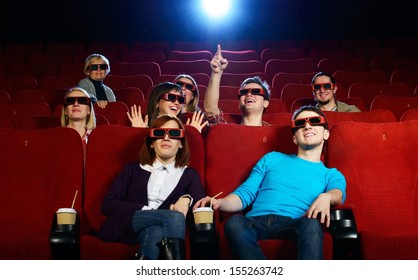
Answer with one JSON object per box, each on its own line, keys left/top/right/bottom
{"left": 317, "top": 98, "right": 331, "bottom": 106}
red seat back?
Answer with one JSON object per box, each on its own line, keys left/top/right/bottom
{"left": 82, "top": 125, "right": 204, "bottom": 259}
{"left": 0, "top": 127, "right": 83, "bottom": 259}
{"left": 326, "top": 121, "right": 418, "bottom": 259}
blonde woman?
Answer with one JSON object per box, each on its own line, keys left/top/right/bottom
{"left": 61, "top": 87, "right": 96, "bottom": 152}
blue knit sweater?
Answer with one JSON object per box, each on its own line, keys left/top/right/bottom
{"left": 233, "top": 152, "right": 346, "bottom": 219}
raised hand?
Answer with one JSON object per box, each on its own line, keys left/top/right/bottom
{"left": 186, "top": 110, "right": 209, "bottom": 133}
{"left": 127, "top": 104, "right": 149, "bottom": 128}
{"left": 211, "top": 44, "right": 228, "bottom": 73}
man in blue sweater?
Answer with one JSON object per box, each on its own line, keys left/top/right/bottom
{"left": 194, "top": 105, "right": 346, "bottom": 259}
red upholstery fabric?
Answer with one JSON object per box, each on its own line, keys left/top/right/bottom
{"left": 390, "top": 69, "right": 418, "bottom": 88}
{"left": 1, "top": 102, "right": 52, "bottom": 128}
{"left": 220, "top": 73, "right": 269, "bottom": 87}
{"left": 260, "top": 48, "right": 306, "bottom": 66}
{"left": 348, "top": 82, "right": 414, "bottom": 109}
{"left": 265, "top": 58, "right": 317, "bottom": 79}
{"left": 332, "top": 70, "right": 388, "bottom": 90}
{"left": 81, "top": 125, "right": 205, "bottom": 259}
{"left": 111, "top": 62, "right": 161, "bottom": 82}
{"left": 168, "top": 50, "right": 213, "bottom": 61}
{"left": 120, "top": 51, "right": 166, "bottom": 66}
{"left": 370, "top": 95, "right": 418, "bottom": 120}
{"left": 317, "top": 58, "right": 369, "bottom": 74}
{"left": 401, "top": 109, "right": 418, "bottom": 121}
{"left": 221, "top": 50, "right": 259, "bottom": 61}
{"left": 13, "top": 89, "right": 67, "bottom": 110}
{"left": 161, "top": 60, "right": 212, "bottom": 76}
{"left": 0, "top": 89, "right": 11, "bottom": 102}
{"left": 112, "top": 87, "right": 145, "bottom": 109}
{"left": 93, "top": 101, "right": 129, "bottom": 124}
{"left": 106, "top": 74, "right": 153, "bottom": 94}
{"left": 223, "top": 61, "right": 264, "bottom": 74}
{"left": 0, "top": 76, "right": 38, "bottom": 95}
{"left": 38, "top": 75, "right": 81, "bottom": 90}
{"left": 0, "top": 127, "right": 83, "bottom": 259}
{"left": 204, "top": 124, "right": 333, "bottom": 259}
{"left": 308, "top": 48, "right": 353, "bottom": 65}
{"left": 271, "top": 72, "right": 317, "bottom": 98}
{"left": 326, "top": 121, "right": 418, "bottom": 259}
{"left": 323, "top": 109, "right": 397, "bottom": 128}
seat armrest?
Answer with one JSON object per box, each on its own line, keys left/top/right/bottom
{"left": 329, "top": 207, "right": 360, "bottom": 259}
{"left": 329, "top": 208, "right": 358, "bottom": 239}
{"left": 49, "top": 213, "right": 80, "bottom": 259}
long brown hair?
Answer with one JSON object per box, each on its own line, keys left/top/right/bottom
{"left": 146, "top": 82, "right": 183, "bottom": 127}
{"left": 138, "top": 115, "right": 191, "bottom": 167}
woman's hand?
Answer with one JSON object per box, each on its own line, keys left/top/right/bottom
{"left": 96, "top": 100, "right": 108, "bottom": 109}
{"left": 127, "top": 104, "right": 148, "bottom": 128}
{"left": 170, "top": 197, "right": 190, "bottom": 218}
{"left": 186, "top": 111, "right": 208, "bottom": 133}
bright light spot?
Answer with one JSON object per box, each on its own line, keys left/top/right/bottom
{"left": 202, "top": 0, "right": 231, "bottom": 18}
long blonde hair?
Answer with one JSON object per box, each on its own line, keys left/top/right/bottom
{"left": 61, "top": 87, "right": 96, "bottom": 130}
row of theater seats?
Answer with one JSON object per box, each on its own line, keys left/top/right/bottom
{"left": 1, "top": 95, "right": 418, "bottom": 130}
{"left": 1, "top": 56, "right": 418, "bottom": 87}
{"left": 1, "top": 68, "right": 417, "bottom": 113}
{"left": 2, "top": 68, "right": 417, "bottom": 96}
{"left": 1, "top": 37, "right": 417, "bottom": 60}
{"left": 1, "top": 118, "right": 418, "bottom": 260}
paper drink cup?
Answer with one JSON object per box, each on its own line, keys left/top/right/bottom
{"left": 193, "top": 207, "right": 214, "bottom": 224}
{"left": 56, "top": 208, "right": 77, "bottom": 225}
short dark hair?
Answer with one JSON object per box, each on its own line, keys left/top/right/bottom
{"left": 311, "top": 72, "right": 336, "bottom": 85}
{"left": 291, "top": 105, "right": 329, "bottom": 134}
{"left": 240, "top": 76, "right": 271, "bottom": 100}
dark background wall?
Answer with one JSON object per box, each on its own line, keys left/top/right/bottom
{"left": 1, "top": 0, "right": 417, "bottom": 45}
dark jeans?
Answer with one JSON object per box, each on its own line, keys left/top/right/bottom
{"left": 224, "top": 214, "right": 323, "bottom": 260}
{"left": 132, "top": 209, "right": 185, "bottom": 260}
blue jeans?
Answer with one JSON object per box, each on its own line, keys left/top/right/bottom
{"left": 132, "top": 209, "right": 186, "bottom": 260}
{"left": 224, "top": 214, "right": 323, "bottom": 260}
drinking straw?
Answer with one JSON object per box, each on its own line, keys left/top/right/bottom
{"left": 71, "top": 190, "right": 78, "bottom": 209}
{"left": 210, "top": 191, "right": 223, "bottom": 208}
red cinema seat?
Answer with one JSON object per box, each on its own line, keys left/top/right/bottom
{"left": 80, "top": 125, "right": 205, "bottom": 259}
{"left": 333, "top": 70, "right": 388, "bottom": 90}
{"left": 400, "top": 108, "right": 418, "bottom": 121}
{"left": 317, "top": 58, "right": 368, "bottom": 74}
{"left": 168, "top": 50, "right": 213, "bottom": 61}
{"left": 323, "top": 109, "right": 397, "bottom": 128}
{"left": 0, "top": 127, "right": 83, "bottom": 259}
{"left": 112, "top": 87, "right": 145, "bottom": 109}
{"left": 3, "top": 102, "right": 52, "bottom": 128}
{"left": 110, "top": 62, "right": 161, "bottom": 82}
{"left": 348, "top": 82, "right": 413, "bottom": 109}
{"left": 326, "top": 121, "right": 418, "bottom": 259}
{"left": 93, "top": 101, "right": 129, "bottom": 124}
{"left": 105, "top": 74, "right": 153, "bottom": 94}
{"left": 204, "top": 124, "right": 336, "bottom": 259}
{"left": 161, "top": 60, "right": 212, "bottom": 76}
{"left": 370, "top": 95, "right": 418, "bottom": 120}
